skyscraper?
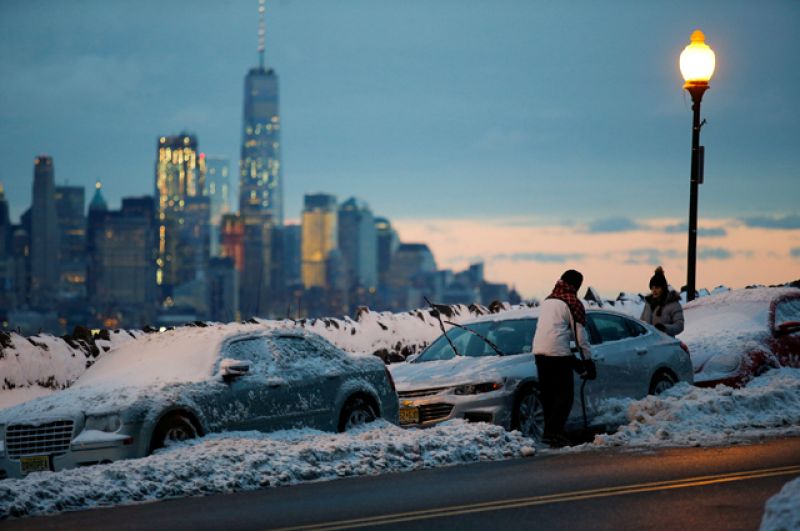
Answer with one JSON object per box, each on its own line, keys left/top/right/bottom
{"left": 238, "top": 0, "right": 283, "bottom": 316}
{"left": 154, "top": 133, "right": 208, "bottom": 295}
{"left": 30, "top": 155, "right": 59, "bottom": 307}
{"left": 55, "top": 185, "right": 86, "bottom": 298}
{"left": 301, "top": 194, "right": 338, "bottom": 289}
{"left": 338, "top": 197, "right": 378, "bottom": 292}
{"left": 204, "top": 155, "right": 231, "bottom": 257}
{"left": 239, "top": 0, "right": 282, "bottom": 225}
{"left": 87, "top": 196, "right": 157, "bottom": 328}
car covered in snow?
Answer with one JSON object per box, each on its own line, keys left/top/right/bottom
{"left": 682, "top": 287, "right": 800, "bottom": 387}
{"left": 388, "top": 307, "right": 693, "bottom": 441}
{"left": 0, "top": 325, "right": 399, "bottom": 479}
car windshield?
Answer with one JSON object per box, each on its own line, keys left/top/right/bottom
{"left": 415, "top": 318, "right": 537, "bottom": 362}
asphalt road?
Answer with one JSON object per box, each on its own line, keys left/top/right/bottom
{"left": 5, "top": 437, "right": 800, "bottom": 531}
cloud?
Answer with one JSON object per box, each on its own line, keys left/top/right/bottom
{"left": 698, "top": 247, "right": 734, "bottom": 260}
{"left": 662, "top": 223, "right": 727, "bottom": 237}
{"left": 740, "top": 215, "right": 800, "bottom": 230}
{"left": 624, "top": 248, "right": 682, "bottom": 265}
{"left": 586, "top": 217, "right": 646, "bottom": 233}
{"left": 492, "top": 252, "right": 587, "bottom": 263}
{"left": 791, "top": 248, "right": 800, "bottom": 259}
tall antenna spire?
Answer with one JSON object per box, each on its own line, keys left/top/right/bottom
{"left": 258, "top": 0, "right": 266, "bottom": 69}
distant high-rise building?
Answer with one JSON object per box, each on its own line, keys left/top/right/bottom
{"left": 338, "top": 198, "right": 378, "bottom": 292}
{"left": 237, "top": 2, "right": 283, "bottom": 317}
{"left": 208, "top": 257, "right": 238, "bottom": 323}
{"left": 0, "top": 186, "right": 16, "bottom": 312}
{"left": 302, "top": 194, "right": 338, "bottom": 289}
{"left": 375, "top": 217, "right": 399, "bottom": 309}
{"left": 55, "top": 185, "right": 86, "bottom": 298}
{"left": 283, "top": 224, "right": 302, "bottom": 288}
{"left": 388, "top": 243, "right": 438, "bottom": 310}
{"left": 239, "top": 0, "right": 282, "bottom": 225}
{"left": 204, "top": 155, "right": 231, "bottom": 257}
{"left": 87, "top": 196, "right": 157, "bottom": 328}
{"left": 154, "top": 134, "right": 208, "bottom": 294}
{"left": 220, "top": 213, "right": 245, "bottom": 273}
{"left": 30, "top": 155, "right": 59, "bottom": 308}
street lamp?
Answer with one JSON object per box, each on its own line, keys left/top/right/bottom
{"left": 680, "top": 29, "right": 715, "bottom": 302}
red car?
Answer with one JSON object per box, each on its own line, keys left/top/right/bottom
{"left": 682, "top": 287, "right": 800, "bottom": 387}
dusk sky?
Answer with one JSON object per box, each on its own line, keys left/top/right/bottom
{"left": 1, "top": 0, "right": 798, "bottom": 299}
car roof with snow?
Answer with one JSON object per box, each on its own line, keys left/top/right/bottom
{"left": 74, "top": 322, "right": 311, "bottom": 389}
{"left": 681, "top": 287, "right": 800, "bottom": 368}
{"left": 458, "top": 304, "right": 634, "bottom": 324}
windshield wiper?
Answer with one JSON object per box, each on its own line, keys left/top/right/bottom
{"left": 424, "top": 297, "right": 462, "bottom": 357}
{"left": 443, "top": 320, "right": 506, "bottom": 356}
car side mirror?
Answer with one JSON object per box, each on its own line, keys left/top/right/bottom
{"left": 220, "top": 358, "right": 251, "bottom": 380}
{"left": 405, "top": 353, "right": 420, "bottom": 363}
{"left": 775, "top": 321, "right": 800, "bottom": 336}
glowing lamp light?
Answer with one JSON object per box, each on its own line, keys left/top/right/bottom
{"left": 680, "top": 30, "right": 715, "bottom": 87}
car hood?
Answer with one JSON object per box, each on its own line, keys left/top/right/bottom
{"left": 389, "top": 354, "right": 535, "bottom": 391}
{"left": 0, "top": 382, "right": 199, "bottom": 425}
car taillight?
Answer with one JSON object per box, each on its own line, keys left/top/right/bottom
{"left": 384, "top": 366, "right": 397, "bottom": 393}
{"left": 679, "top": 341, "right": 690, "bottom": 355}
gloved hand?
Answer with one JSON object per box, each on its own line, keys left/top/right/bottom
{"left": 655, "top": 323, "right": 666, "bottom": 332}
{"left": 580, "top": 359, "right": 597, "bottom": 380}
{"left": 573, "top": 357, "right": 597, "bottom": 380}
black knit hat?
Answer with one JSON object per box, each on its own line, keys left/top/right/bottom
{"left": 649, "top": 266, "right": 668, "bottom": 289}
{"left": 560, "top": 269, "right": 583, "bottom": 291}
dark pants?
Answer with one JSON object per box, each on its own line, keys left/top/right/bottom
{"left": 535, "top": 355, "right": 574, "bottom": 437}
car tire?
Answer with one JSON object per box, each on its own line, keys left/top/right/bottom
{"left": 512, "top": 386, "right": 545, "bottom": 442}
{"left": 150, "top": 412, "right": 200, "bottom": 453}
{"left": 649, "top": 371, "right": 676, "bottom": 395}
{"left": 338, "top": 397, "right": 377, "bottom": 432}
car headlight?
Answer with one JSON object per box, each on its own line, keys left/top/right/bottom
{"left": 452, "top": 382, "right": 503, "bottom": 395}
{"left": 85, "top": 414, "right": 123, "bottom": 433}
{"left": 704, "top": 353, "right": 742, "bottom": 375}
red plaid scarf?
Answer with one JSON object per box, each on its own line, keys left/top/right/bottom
{"left": 546, "top": 279, "right": 586, "bottom": 326}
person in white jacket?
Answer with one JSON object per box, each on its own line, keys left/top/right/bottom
{"left": 532, "top": 270, "right": 592, "bottom": 447}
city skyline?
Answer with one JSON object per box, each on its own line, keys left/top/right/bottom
{"left": 1, "top": 0, "right": 798, "bottom": 299}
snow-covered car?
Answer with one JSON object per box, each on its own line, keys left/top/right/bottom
{"left": 389, "top": 307, "right": 693, "bottom": 441}
{"left": 0, "top": 325, "right": 399, "bottom": 479}
{"left": 682, "top": 287, "right": 800, "bottom": 387}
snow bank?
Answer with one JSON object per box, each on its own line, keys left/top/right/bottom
{"left": 0, "top": 419, "right": 534, "bottom": 519}
{"left": 588, "top": 368, "right": 800, "bottom": 448}
{"left": 761, "top": 477, "right": 800, "bottom": 531}
{"left": 0, "top": 330, "right": 142, "bottom": 392}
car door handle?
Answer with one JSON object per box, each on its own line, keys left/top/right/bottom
{"left": 636, "top": 348, "right": 648, "bottom": 355}
{"left": 591, "top": 354, "right": 605, "bottom": 362}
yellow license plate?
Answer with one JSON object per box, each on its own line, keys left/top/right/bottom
{"left": 20, "top": 455, "right": 51, "bottom": 475}
{"left": 399, "top": 407, "right": 420, "bottom": 425}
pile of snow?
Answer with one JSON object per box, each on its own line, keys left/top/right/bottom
{"left": 0, "top": 419, "right": 535, "bottom": 519}
{"left": 588, "top": 368, "right": 800, "bottom": 448}
{"left": 0, "top": 329, "right": 142, "bottom": 392}
{"left": 761, "top": 477, "right": 800, "bottom": 531}
{"left": 1, "top": 365, "right": 798, "bottom": 519}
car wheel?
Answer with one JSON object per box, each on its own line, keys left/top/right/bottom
{"left": 338, "top": 397, "right": 377, "bottom": 432}
{"left": 150, "top": 412, "right": 199, "bottom": 453}
{"left": 513, "top": 387, "right": 545, "bottom": 442}
{"left": 649, "top": 372, "right": 676, "bottom": 395}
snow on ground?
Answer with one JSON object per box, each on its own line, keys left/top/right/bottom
{"left": 1, "top": 368, "right": 798, "bottom": 520}
{"left": 587, "top": 368, "right": 800, "bottom": 449}
{"left": 0, "top": 419, "right": 535, "bottom": 519}
{"left": 761, "top": 476, "right": 800, "bottom": 531}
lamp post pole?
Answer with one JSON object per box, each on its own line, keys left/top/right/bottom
{"left": 686, "top": 85, "right": 707, "bottom": 302}
{"left": 679, "top": 29, "right": 715, "bottom": 302}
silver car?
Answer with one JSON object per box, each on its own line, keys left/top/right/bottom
{"left": 0, "top": 327, "right": 399, "bottom": 479}
{"left": 389, "top": 307, "right": 693, "bottom": 441}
